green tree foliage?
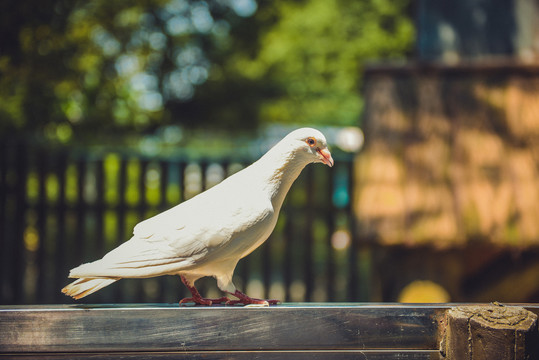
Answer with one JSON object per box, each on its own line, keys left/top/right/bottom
{"left": 229, "top": 0, "right": 415, "bottom": 126}
{"left": 0, "top": 0, "right": 413, "bottom": 144}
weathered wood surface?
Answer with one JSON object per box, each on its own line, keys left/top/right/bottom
{"left": 0, "top": 352, "right": 441, "bottom": 360}
{"left": 443, "top": 305, "right": 538, "bottom": 360}
{"left": 0, "top": 303, "right": 445, "bottom": 359}
{"left": 1, "top": 303, "right": 538, "bottom": 359}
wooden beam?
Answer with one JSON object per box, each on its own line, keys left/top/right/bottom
{"left": 1, "top": 303, "right": 538, "bottom": 359}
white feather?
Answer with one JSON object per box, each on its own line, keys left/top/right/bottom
{"left": 61, "top": 278, "right": 118, "bottom": 299}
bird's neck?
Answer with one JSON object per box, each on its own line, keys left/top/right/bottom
{"left": 254, "top": 145, "right": 309, "bottom": 212}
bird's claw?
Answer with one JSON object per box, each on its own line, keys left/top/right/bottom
{"left": 179, "top": 296, "right": 230, "bottom": 306}
{"left": 226, "top": 298, "right": 280, "bottom": 306}
{"left": 225, "top": 290, "right": 280, "bottom": 306}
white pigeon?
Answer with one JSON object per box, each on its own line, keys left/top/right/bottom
{"left": 62, "top": 128, "right": 334, "bottom": 305}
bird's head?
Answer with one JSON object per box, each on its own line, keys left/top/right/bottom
{"left": 284, "top": 128, "right": 334, "bottom": 167}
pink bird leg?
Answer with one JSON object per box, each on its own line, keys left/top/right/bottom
{"left": 179, "top": 275, "right": 229, "bottom": 306}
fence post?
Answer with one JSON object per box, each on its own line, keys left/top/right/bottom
{"left": 442, "top": 305, "right": 538, "bottom": 359}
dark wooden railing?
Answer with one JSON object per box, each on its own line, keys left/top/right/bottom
{"left": 1, "top": 303, "right": 537, "bottom": 359}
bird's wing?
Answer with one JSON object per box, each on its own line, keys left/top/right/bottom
{"left": 69, "top": 178, "right": 274, "bottom": 279}
{"left": 131, "top": 168, "right": 253, "bottom": 238}
{"left": 68, "top": 227, "right": 206, "bottom": 278}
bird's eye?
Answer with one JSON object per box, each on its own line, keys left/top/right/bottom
{"left": 306, "top": 137, "right": 316, "bottom": 147}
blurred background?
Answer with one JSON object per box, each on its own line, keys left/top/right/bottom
{"left": 1, "top": 0, "right": 539, "bottom": 305}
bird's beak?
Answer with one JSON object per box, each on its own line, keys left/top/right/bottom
{"left": 316, "top": 147, "right": 334, "bottom": 167}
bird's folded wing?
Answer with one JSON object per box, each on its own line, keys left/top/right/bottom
{"left": 69, "top": 177, "right": 273, "bottom": 279}
{"left": 131, "top": 169, "right": 258, "bottom": 240}
{"left": 68, "top": 226, "right": 209, "bottom": 278}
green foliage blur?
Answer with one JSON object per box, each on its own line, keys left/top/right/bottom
{"left": 0, "top": 0, "right": 414, "bottom": 145}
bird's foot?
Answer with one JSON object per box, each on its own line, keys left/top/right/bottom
{"left": 179, "top": 296, "right": 230, "bottom": 306}
{"left": 226, "top": 290, "right": 280, "bottom": 306}
{"left": 179, "top": 275, "right": 230, "bottom": 306}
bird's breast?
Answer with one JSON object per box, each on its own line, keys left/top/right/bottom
{"left": 214, "top": 199, "right": 277, "bottom": 261}
{"left": 236, "top": 206, "right": 278, "bottom": 259}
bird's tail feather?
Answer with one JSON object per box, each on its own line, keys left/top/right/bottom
{"left": 62, "top": 278, "right": 118, "bottom": 300}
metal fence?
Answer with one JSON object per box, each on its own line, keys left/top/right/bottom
{"left": 0, "top": 141, "right": 359, "bottom": 305}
